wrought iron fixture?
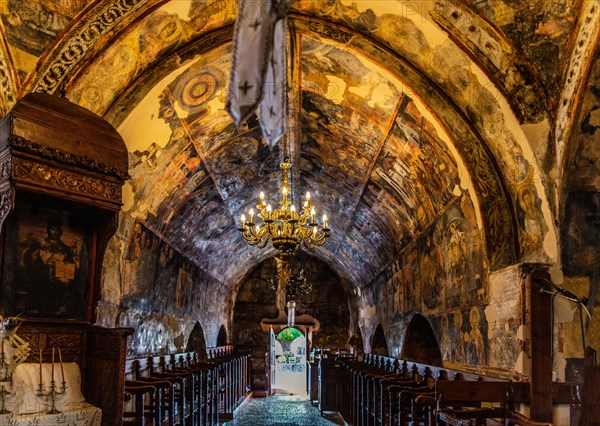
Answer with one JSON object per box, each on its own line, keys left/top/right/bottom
{"left": 270, "top": 253, "right": 313, "bottom": 327}
{"left": 238, "top": 157, "right": 330, "bottom": 254}
{"left": 270, "top": 254, "right": 313, "bottom": 299}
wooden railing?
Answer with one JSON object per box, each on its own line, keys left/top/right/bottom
{"left": 123, "top": 346, "right": 251, "bottom": 425}
{"left": 327, "top": 353, "right": 584, "bottom": 426}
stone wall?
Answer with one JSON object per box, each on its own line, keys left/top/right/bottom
{"left": 233, "top": 252, "right": 353, "bottom": 349}
{"left": 98, "top": 220, "right": 228, "bottom": 357}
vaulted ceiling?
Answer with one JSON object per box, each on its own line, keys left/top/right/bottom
{"left": 1, "top": 0, "right": 597, "bottom": 294}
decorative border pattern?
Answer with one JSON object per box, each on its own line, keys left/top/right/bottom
{"left": 29, "top": 0, "right": 154, "bottom": 95}
{"left": 0, "top": 189, "right": 12, "bottom": 231}
{"left": 0, "top": 155, "right": 12, "bottom": 230}
{"left": 0, "top": 33, "right": 18, "bottom": 117}
{"left": 556, "top": 0, "right": 600, "bottom": 172}
{"left": 12, "top": 157, "right": 122, "bottom": 203}
{"left": 9, "top": 135, "right": 129, "bottom": 181}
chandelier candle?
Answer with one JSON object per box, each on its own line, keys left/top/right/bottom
{"left": 239, "top": 158, "right": 330, "bottom": 253}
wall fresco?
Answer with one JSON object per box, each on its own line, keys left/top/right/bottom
{"left": 0, "top": 0, "right": 90, "bottom": 80}
{"left": 107, "top": 220, "right": 227, "bottom": 357}
{"left": 0, "top": 0, "right": 588, "bottom": 385}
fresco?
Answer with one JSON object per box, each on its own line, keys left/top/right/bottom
{"left": 433, "top": 306, "right": 489, "bottom": 367}
{"left": 0, "top": 0, "right": 594, "bottom": 391}
{"left": 0, "top": 0, "right": 90, "bottom": 80}
{"left": 69, "top": 2, "right": 236, "bottom": 115}
{"left": 371, "top": 193, "right": 487, "bottom": 318}
{"left": 116, "top": 220, "right": 227, "bottom": 356}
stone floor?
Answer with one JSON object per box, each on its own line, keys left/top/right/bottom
{"left": 221, "top": 391, "right": 346, "bottom": 426}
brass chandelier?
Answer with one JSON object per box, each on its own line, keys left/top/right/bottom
{"left": 239, "top": 157, "right": 330, "bottom": 253}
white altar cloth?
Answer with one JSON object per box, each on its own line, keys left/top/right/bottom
{"left": 0, "top": 404, "right": 101, "bottom": 425}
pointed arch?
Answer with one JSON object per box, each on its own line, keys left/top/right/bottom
{"left": 371, "top": 324, "right": 389, "bottom": 357}
{"left": 186, "top": 321, "right": 208, "bottom": 361}
{"left": 217, "top": 324, "right": 228, "bottom": 347}
{"left": 400, "top": 314, "right": 442, "bottom": 366}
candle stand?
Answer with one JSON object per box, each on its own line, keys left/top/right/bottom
{"left": 37, "top": 380, "right": 67, "bottom": 414}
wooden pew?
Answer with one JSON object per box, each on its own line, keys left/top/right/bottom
{"left": 123, "top": 347, "right": 251, "bottom": 425}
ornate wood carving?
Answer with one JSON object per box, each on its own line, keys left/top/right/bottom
{"left": 0, "top": 154, "right": 13, "bottom": 230}
{"left": 15, "top": 321, "right": 133, "bottom": 426}
{"left": 9, "top": 135, "right": 129, "bottom": 180}
{"left": 12, "top": 157, "right": 122, "bottom": 204}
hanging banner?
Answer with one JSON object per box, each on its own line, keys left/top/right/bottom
{"left": 226, "top": 0, "right": 288, "bottom": 148}
{"left": 258, "top": 9, "right": 287, "bottom": 147}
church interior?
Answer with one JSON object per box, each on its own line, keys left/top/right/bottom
{"left": 0, "top": 0, "right": 599, "bottom": 425}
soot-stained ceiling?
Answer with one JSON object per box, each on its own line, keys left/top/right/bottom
{"left": 1, "top": 0, "right": 591, "bottom": 297}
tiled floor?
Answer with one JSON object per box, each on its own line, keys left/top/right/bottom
{"left": 222, "top": 391, "right": 346, "bottom": 426}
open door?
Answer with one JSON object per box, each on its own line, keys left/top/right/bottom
{"left": 273, "top": 327, "right": 307, "bottom": 395}
{"left": 270, "top": 327, "right": 276, "bottom": 395}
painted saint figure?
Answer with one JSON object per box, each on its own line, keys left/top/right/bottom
{"left": 21, "top": 218, "right": 80, "bottom": 315}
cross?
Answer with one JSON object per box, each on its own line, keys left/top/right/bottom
{"left": 239, "top": 81, "right": 253, "bottom": 96}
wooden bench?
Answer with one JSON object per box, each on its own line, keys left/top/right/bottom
{"left": 123, "top": 347, "right": 250, "bottom": 425}
{"left": 333, "top": 353, "right": 584, "bottom": 426}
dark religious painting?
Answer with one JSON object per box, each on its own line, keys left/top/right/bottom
{"left": 1, "top": 198, "right": 92, "bottom": 320}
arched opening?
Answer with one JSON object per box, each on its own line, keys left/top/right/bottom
{"left": 400, "top": 314, "right": 442, "bottom": 366}
{"left": 273, "top": 326, "right": 307, "bottom": 395}
{"left": 217, "top": 324, "right": 227, "bottom": 347}
{"left": 371, "top": 324, "right": 389, "bottom": 356}
{"left": 186, "top": 322, "right": 208, "bottom": 362}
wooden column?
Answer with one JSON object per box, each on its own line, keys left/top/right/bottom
{"left": 528, "top": 269, "right": 553, "bottom": 422}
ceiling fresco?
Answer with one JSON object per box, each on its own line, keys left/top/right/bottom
{"left": 1, "top": 0, "right": 594, "bottom": 307}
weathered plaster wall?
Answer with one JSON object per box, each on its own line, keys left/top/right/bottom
{"left": 356, "top": 193, "right": 531, "bottom": 377}
{"left": 232, "top": 253, "right": 353, "bottom": 349}
{"left": 98, "top": 221, "right": 228, "bottom": 357}
{"left": 557, "top": 42, "right": 600, "bottom": 380}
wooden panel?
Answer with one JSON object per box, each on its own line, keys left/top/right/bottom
{"left": 2, "top": 93, "right": 128, "bottom": 177}
{"left": 435, "top": 380, "right": 530, "bottom": 403}
{"left": 528, "top": 270, "right": 553, "bottom": 422}
{"left": 13, "top": 320, "right": 132, "bottom": 426}
{"left": 318, "top": 359, "right": 344, "bottom": 412}
{"left": 85, "top": 326, "right": 133, "bottom": 426}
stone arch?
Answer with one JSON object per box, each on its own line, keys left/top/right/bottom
{"left": 186, "top": 321, "right": 208, "bottom": 361}
{"left": 400, "top": 314, "right": 442, "bottom": 366}
{"left": 371, "top": 324, "right": 389, "bottom": 357}
{"left": 217, "top": 324, "right": 228, "bottom": 347}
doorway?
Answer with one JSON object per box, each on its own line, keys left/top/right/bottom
{"left": 272, "top": 326, "right": 307, "bottom": 395}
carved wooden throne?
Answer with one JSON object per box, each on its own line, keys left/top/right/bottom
{"left": 0, "top": 93, "right": 132, "bottom": 425}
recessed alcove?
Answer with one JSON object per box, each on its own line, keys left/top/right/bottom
{"left": 400, "top": 314, "right": 443, "bottom": 367}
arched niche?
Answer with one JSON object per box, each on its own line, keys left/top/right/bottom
{"left": 217, "top": 324, "right": 228, "bottom": 347}
{"left": 371, "top": 324, "right": 389, "bottom": 357}
{"left": 400, "top": 314, "right": 442, "bottom": 366}
{"left": 186, "top": 322, "right": 208, "bottom": 361}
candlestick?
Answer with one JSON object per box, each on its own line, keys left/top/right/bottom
{"left": 58, "top": 348, "right": 64, "bottom": 383}
{"left": 51, "top": 347, "right": 54, "bottom": 382}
